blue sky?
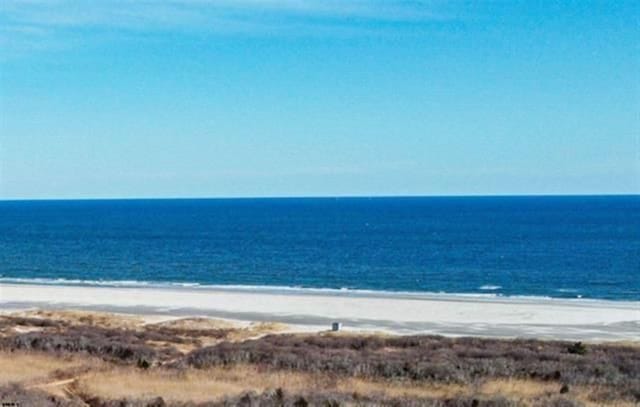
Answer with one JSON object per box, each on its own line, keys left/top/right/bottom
{"left": 1, "top": 0, "right": 638, "bottom": 199}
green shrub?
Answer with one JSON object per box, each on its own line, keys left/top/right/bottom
{"left": 567, "top": 342, "right": 587, "bottom": 355}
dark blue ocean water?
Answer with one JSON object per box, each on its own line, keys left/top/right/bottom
{"left": 0, "top": 196, "right": 638, "bottom": 300}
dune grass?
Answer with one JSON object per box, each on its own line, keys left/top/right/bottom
{"left": 0, "top": 309, "right": 638, "bottom": 406}
{"left": 0, "top": 351, "right": 100, "bottom": 386}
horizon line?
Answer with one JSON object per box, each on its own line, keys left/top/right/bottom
{"left": 1, "top": 193, "right": 638, "bottom": 202}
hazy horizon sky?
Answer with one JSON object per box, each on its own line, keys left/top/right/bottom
{"left": 1, "top": 1, "right": 639, "bottom": 199}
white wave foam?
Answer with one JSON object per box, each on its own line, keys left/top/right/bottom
{"left": 0, "top": 277, "right": 504, "bottom": 298}
{"left": 0, "top": 277, "right": 623, "bottom": 303}
{"left": 0, "top": 277, "right": 206, "bottom": 289}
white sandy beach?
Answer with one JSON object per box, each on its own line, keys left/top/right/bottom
{"left": 0, "top": 283, "right": 638, "bottom": 341}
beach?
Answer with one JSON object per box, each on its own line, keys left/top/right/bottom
{"left": 2, "top": 284, "right": 639, "bottom": 405}
{"left": 1, "top": 283, "right": 638, "bottom": 341}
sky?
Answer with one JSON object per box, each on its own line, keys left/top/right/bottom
{"left": 0, "top": 0, "right": 638, "bottom": 199}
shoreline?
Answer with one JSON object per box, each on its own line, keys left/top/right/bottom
{"left": 1, "top": 282, "right": 639, "bottom": 341}
{"left": 1, "top": 277, "right": 636, "bottom": 303}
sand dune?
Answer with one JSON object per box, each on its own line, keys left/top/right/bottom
{"left": 1, "top": 283, "right": 638, "bottom": 341}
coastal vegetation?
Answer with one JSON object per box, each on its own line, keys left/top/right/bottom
{"left": 0, "top": 311, "right": 638, "bottom": 406}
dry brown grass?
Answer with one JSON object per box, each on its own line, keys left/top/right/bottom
{"left": 77, "top": 365, "right": 613, "bottom": 404}
{"left": 146, "top": 318, "right": 288, "bottom": 350}
{"left": 479, "top": 379, "right": 559, "bottom": 398}
{"left": 0, "top": 351, "right": 98, "bottom": 386}
{"left": 336, "top": 378, "right": 470, "bottom": 399}
{"left": 2, "top": 351, "right": 637, "bottom": 407}
{"left": 75, "top": 365, "right": 317, "bottom": 403}
{"left": 4, "top": 347, "right": 474, "bottom": 403}
{"left": 78, "top": 364, "right": 463, "bottom": 403}
{"left": 230, "top": 321, "right": 288, "bottom": 340}
{"left": 146, "top": 317, "right": 237, "bottom": 330}
{"left": 76, "top": 364, "right": 478, "bottom": 403}
{"left": 578, "top": 399, "right": 640, "bottom": 407}
{"left": 601, "top": 340, "right": 640, "bottom": 349}
{"left": 478, "top": 380, "right": 640, "bottom": 407}
{"left": 15, "top": 309, "right": 144, "bottom": 330}
{"left": 16, "top": 310, "right": 288, "bottom": 338}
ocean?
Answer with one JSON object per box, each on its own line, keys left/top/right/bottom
{"left": 0, "top": 196, "right": 638, "bottom": 301}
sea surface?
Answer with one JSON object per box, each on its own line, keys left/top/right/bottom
{"left": 0, "top": 196, "right": 638, "bottom": 301}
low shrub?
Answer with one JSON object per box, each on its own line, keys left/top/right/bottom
{"left": 567, "top": 342, "right": 587, "bottom": 355}
{"left": 0, "top": 384, "right": 84, "bottom": 407}
{"left": 179, "top": 334, "right": 640, "bottom": 388}
{"left": 0, "top": 326, "right": 167, "bottom": 364}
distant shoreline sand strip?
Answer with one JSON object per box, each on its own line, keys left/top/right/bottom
{"left": 1, "top": 283, "right": 638, "bottom": 341}
{"left": 0, "top": 277, "right": 620, "bottom": 300}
